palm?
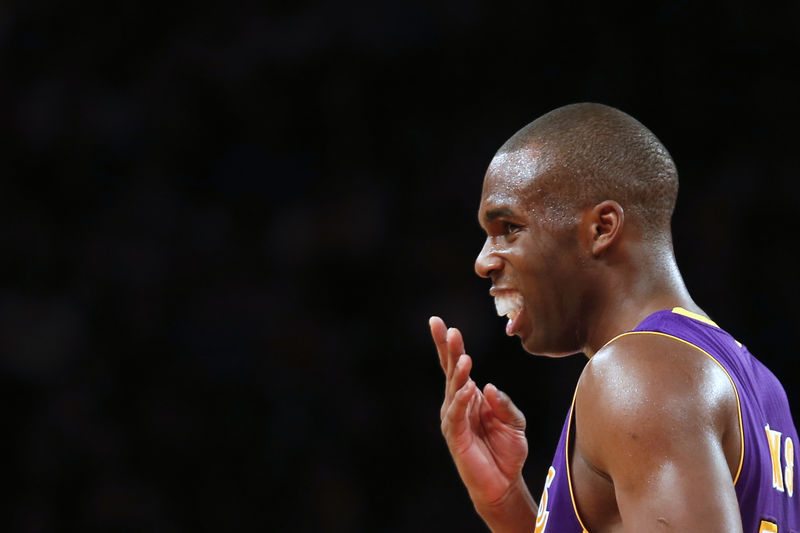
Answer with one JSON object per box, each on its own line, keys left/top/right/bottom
{"left": 449, "top": 383, "right": 528, "bottom": 503}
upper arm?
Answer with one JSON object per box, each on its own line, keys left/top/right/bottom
{"left": 575, "top": 333, "right": 743, "bottom": 531}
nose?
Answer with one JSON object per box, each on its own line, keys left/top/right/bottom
{"left": 475, "top": 237, "right": 503, "bottom": 278}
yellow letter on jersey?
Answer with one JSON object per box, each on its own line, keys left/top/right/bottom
{"left": 766, "top": 424, "right": 785, "bottom": 492}
{"left": 759, "top": 519, "right": 778, "bottom": 533}
{"left": 785, "top": 436, "right": 794, "bottom": 497}
{"left": 534, "top": 467, "right": 556, "bottom": 533}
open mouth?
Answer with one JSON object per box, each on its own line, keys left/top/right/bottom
{"left": 494, "top": 291, "right": 524, "bottom": 334}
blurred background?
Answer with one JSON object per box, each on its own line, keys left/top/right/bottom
{"left": 2, "top": 1, "right": 799, "bottom": 531}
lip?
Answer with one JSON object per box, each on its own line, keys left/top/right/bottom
{"left": 489, "top": 286, "right": 517, "bottom": 297}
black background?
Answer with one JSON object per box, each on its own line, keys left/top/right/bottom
{"left": 3, "top": 1, "right": 799, "bottom": 531}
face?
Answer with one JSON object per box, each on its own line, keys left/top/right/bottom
{"left": 475, "top": 149, "right": 589, "bottom": 357}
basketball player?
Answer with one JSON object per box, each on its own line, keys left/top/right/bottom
{"left": 430, "top": 103, "right": 800, "bottom": 532}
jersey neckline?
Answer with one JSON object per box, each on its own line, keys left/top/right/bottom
{"left": 670, "top": 306, "right": 719, "bottom": 328}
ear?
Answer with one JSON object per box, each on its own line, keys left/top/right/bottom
{"left": 588, "top": 200, "right": 624, "bottom": 256}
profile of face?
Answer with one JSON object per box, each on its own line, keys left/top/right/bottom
{"left": 475, "top": 148, "right": 589, "bottom": 357}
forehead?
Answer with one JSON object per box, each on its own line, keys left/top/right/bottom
{"left": 479, "top": 147, "right": 543, "bottom": 214}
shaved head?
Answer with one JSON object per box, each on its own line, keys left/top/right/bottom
{"left": 494, "top": 103, "right": 678, "bottom": 238}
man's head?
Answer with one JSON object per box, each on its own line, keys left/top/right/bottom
{"left": 491, "top": 102, "right": 679, "bottom": 237}
{"left": 475, "top": 103, "right": 680, "bottom": 356}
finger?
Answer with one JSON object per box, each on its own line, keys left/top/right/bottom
{"left": 429, "top": 316, "right": 449, "bottom": 373}
{"left": 443, "top": 353, "right": 472, "bottom": 412}
{"left": 445, "top": 326, "right": 466, "bottom": 379}
{"left": 442, "top": 378, "right": 477, "bottom": 439}
{"left": 484, "top": 383, "right": 526, "bottom": 431}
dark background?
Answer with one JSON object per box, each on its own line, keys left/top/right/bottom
{"left": 2, "top": 1, "right": 799, "bottom": 531}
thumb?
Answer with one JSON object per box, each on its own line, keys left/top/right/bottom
{"left": 484, "top": 383, "right": 526, "bottom": 431}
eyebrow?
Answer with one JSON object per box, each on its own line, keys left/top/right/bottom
{"left": 481, "top": 206, "right": 517, "bottom": 224}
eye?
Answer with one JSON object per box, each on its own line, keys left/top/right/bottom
{"left": 503, "top": 222, "right": 521, "bottom": 234}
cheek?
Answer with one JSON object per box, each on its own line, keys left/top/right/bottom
{"left": 522, "top": 247, "right": 583, "bottom": 307}
{"left": 520, "top": 239, "right": 575, "bottom": 280}
{"left": 513, "top": 225, "right": 582, "bottom": 297}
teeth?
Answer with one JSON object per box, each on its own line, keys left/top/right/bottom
{"left": 494, "top": 292, "right": 523, "bottom": 318}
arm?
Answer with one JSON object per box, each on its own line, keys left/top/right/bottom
{"left": 430, "top": 316, "right": 538, "bottom": 532}
{"left": 574, "top": 333, "right": 743, "bottom": 532}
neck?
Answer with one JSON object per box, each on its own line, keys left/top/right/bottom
{"left": 582, "top": 243, "right": 702, "bottom": 357}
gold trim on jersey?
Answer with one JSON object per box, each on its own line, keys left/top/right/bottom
{"left": 564, "top": 390, "right": 591, "bottom": 533}
{"left": 669, "top": 307, "right": 743, "bottom": 347}
{"left": 671, "top": 306, "right": 719, "bottom": 327}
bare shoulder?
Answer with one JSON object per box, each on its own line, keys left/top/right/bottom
{"left": 571, "top": 332, "right": 744, "bottom": 530}
{"left": 574, "top": 331, "right": 740, "bottom": 474}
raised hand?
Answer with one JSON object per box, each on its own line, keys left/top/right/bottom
{"left": 430, "top": 316, "right": 531, "bottom": 512}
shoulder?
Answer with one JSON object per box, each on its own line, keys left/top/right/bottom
{"left": 580, "top": 330, "right": 736, "bottom": 413}
{"left": 574, "top": 330, "right": 738, "bottom": 473}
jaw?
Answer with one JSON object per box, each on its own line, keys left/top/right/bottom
{"left": 520, "top": 332, "right": 583, "bottom": 358}
{"left": 517, "top": 304, "right": 587, "bottom": 358}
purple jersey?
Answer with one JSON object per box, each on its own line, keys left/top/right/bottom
{"left": 533, "top": 307, "right": 800, "bottom": 533}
